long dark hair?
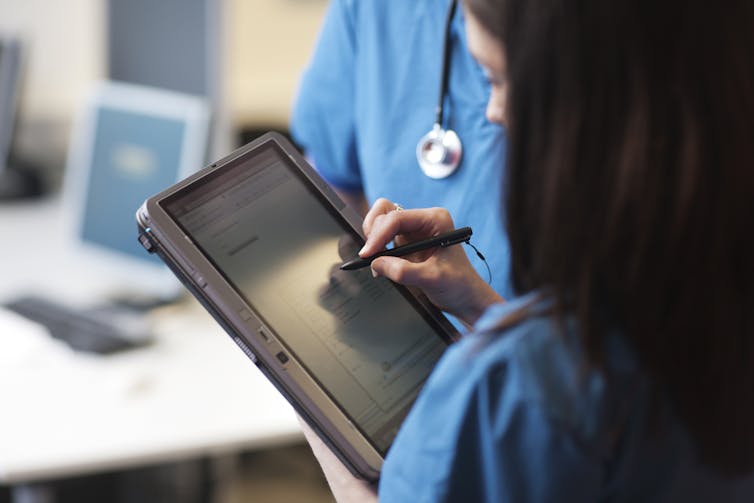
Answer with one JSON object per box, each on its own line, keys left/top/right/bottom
{"left": 465, "top": 0, "right": 754, "bottom": 475}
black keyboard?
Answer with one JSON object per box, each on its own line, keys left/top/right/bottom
{"left": 4, "top": 296, "right": 153, "bottom": 354}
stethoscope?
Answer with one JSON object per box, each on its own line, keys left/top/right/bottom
{"left": 416, "top": 0, "right": 463, "bottom": 179}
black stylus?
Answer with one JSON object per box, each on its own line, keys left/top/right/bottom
{"left": 340, "top": 227, "right": 473, "bottom": 271}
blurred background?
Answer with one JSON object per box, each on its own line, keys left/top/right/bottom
{"left": 0, "top": 0, "right": 326, "bottom": 185}
{"left": 0, "top": 0, "right": 338, "bottom": 502}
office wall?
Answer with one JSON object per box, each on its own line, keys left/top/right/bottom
{"left": 108, "top": 0, "right": 211, "bottom": 96}
{"left": 0, "top": 0, "right": 325, "bottom": 177}
{"left": 0, "top": 0, "right": 105, "bottom": 123}
{"left": 228, "top": 0, "right": 327, "bottom": 128}
{"left": 106, "top": 0, "right": 233, "bottom": 158}
{"left": 105, "top": 0, "right": 327, "bottom": 151}
{"left": 0, "top": 0, "right": 105, "bottom": 172}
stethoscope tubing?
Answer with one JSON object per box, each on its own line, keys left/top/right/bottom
{"left": 417, "top": 0, "right": 463, "bottom": 179}
{"left": 435, "top": 0, "right": 458, "bottom": 127}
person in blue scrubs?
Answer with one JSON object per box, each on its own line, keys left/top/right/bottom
{"left": 290, "top": 0, "right": 513, "bottom": 301}
{"left": 299, "top": 0, "right": 754, "bottom": 501}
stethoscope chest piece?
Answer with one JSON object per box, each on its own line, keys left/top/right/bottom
{"left": 416, "top": 124, "right": 463, "bottom": 179}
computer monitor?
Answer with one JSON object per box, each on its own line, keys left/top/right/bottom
{"left": 64, "top": 81, "right": 210, "bottom": 302}
{"left": 0, "top": 36, "right": 20, "bottom": 169}
{"left": 0, "top": 35, "right": 40, "bottom": 200}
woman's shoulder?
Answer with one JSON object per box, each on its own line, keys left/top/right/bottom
{"left": 381, "top": 294, "right": 642, "bottom": 500}
{"left": 383, "top": 295, "right": 754, "bottom": 501}
{"left": 441, "top": 293, "right": 643, "bottom": 440}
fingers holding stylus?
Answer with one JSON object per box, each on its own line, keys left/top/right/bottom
{"left": 370, "top": 238, "right": 501, "bottom": 327}
{"left": 370, "top": 255, "right": 442, "bottom": 286}
{"left": 361, "top": 200, "right": 455, "bottom": 258}
{"left": 362, "top": 198, "right": 399, "bottom": 238}
{"left": 361, "top": 199, "right": 503, "bottom": 326}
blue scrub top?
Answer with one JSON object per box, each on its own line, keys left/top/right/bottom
{"left": 379, "top": 294, "right": 754, "bottom": 502}
{"left": 291, "top": 0, "right": 512, "bottom": 300}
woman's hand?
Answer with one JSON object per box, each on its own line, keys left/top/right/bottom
{"left": 297, "top": 416, "right": 378, "bottom": 503}
{"left": 361, "top": 198, "right": 503, "bottom": 327}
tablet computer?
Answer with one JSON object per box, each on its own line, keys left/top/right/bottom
{"left": 136, "top": 132, "right": 458, "bottom": 480}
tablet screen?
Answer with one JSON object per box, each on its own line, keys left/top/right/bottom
{"left": 161, "top": 143, "right": 449, "bottom": 454}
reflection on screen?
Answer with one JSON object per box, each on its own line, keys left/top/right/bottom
{"left": 165, "top": 145, "right": 448, "bottom": 454}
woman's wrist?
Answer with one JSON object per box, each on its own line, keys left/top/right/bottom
{"left": 454, "top": 276, "right": 505, "bottom": 327}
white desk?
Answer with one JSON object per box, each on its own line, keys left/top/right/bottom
{"left": 0, "top": 197, "right": 301, "bottom": 485}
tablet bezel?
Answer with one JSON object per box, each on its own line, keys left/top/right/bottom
{"left": 137, "top": 132, "right": 459, "bottom": 480}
